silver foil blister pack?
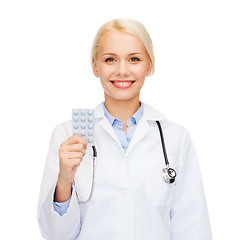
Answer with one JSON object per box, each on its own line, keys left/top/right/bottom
{"left": 72, "top": 109, "right": 95, "bottom": 145}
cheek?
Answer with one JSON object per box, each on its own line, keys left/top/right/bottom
{"left": 98, "top": 65, "right": 112, "bottom": 79}
{"left": 135, "top": 65, "right": 149, "bottom": 79}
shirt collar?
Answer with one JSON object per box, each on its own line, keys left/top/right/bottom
{"left": 103, "top": 104, "right": 116, "bottom": 126}
{"left": 95, "top": 102, "right": 166, "bottom": 121}
{"left": 103, "top": 102, "right": 143, "bottom": 126}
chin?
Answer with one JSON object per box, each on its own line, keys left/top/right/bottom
{"left": 106, "top": 92, "right": 139, "bottom": 102}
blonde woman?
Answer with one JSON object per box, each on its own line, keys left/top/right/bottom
{"left": 38, "top": 18, "right": 212, "bottom": 240}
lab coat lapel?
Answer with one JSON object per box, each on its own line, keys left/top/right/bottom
{"left": 99, "top": 118, "right": 123, "bottom": 149}
{"left": 126, "top": 103, "right": 166, "bottom": 156}
{"left": 126, "top": 116, "right": 150, "bottom": 156}
{"left": 94, "top": 103, "right": 123, "bottom": 150}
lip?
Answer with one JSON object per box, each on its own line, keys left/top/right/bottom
{"left": 110, "top": 80, "right": 135, "bottom": 89}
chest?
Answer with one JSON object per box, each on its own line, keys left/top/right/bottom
{"left": 74, "top": 122, "right": 178, "bottom": 209}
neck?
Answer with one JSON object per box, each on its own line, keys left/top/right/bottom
{"left": 104, "top": 94, "right": 141, "bottom": 125}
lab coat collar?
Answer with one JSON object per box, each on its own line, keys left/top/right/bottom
{"left": 94, "top": 102, "right": 166, "bottom": 121}
{"left": 94, "top": 102, "right": 166, "bottom": 155}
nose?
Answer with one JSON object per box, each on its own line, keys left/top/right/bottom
{"left": 116, "top": 61, "right": 129, "bottom": 77}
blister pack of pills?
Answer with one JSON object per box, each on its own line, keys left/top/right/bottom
{"left": 72, "top": 109, "right": 95, "bottom": 145}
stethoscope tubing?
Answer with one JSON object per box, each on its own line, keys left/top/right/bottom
{"left": 73, "top": 145, "right": 97, "bottom": 203}
{"left": 156, "top": 121, "right": 169, "bottom": 167}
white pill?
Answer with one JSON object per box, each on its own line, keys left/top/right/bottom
{"left": 88, "top": 117, "right": 93, "bottom": 123}
{"left": 73, "top": 110, "right": 79, "bottom": 115}
{"left": 88, "top": 124, "right": 93, "bottom": 129}
{"left": 81, "top": 109, "right": 86, "bottom": 115}
{"left": 88, "top": 131, "right": 93, "bottom": 136}
{"left": 88, "top": 110, "right": 93, "bottom": 116}
{"left": 81, "top": 131, "right": 86, "bottom": 136}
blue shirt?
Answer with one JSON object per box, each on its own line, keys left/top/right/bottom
{"left": 103, "top": 102, "right": 143, "bottom": 152}
{"left": 53, "top": 102, "right": 143, "bottom": 216}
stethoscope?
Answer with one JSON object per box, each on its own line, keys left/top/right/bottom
{"left": 156, "top": 121, "right": 177, "bottom": 184}
{"left": 74, "top": 120, "right": 177, "bottom": 203}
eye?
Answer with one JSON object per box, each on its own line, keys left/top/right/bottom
{"left": 129, "top": 57, "right": 140, "bottom": 62}
{"left": 105, "top": 57, "right": 115, "bottom": 62}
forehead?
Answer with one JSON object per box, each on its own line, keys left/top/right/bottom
{"left": 98, "top": 30, "right": 146, "bottom": 54}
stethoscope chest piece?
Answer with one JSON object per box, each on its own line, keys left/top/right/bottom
{"left": 162, "top": 167, "right": 177, "bottom": 184}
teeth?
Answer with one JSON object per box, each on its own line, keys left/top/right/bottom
{"left": 113, "top": 81, "right": 132, "bottom": 86}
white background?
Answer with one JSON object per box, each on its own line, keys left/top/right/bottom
{"left": 0, "top": 0, "right": 239, "bottom": 239}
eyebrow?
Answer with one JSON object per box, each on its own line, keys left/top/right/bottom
{"left": 102, "top": 52, "right": 143, "bottom": 56}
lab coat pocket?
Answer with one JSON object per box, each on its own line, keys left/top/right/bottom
{"left": 74, "top": 145, "right": 95, "bottom": 203}
{"left": 144, "top": 155, "right": 176, "bottom": 209}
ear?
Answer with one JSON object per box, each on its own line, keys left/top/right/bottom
{"left": 146, "top": 59, "right": 153, "bottom": 77}
{"left": 92, "top": 58, "right": 100, "bottom": 77}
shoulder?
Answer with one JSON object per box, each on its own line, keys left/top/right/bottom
{"left": 162, "top": 119, "right": 189, "bottom": 137}
{"left": 55, "top": 119, "right": 72, "bottom": 133}
{"left": 142, "top": 102, "right": 189, "bottom": 136}
{"left": 50, "top": 120, "right": 72, "bottom": 144}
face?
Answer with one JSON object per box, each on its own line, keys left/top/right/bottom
{"left": 92, "top": 30, "right": 152, "bottom": 102}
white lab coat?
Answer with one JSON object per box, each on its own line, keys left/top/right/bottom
{"left": 37, "top": 102, "right": 212, "bottom": 240}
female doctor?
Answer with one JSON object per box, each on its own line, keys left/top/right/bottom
{"left": 37, "top": 18, "right": 212, "bottom": 240}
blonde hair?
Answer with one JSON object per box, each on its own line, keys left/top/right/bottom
{"left": 91, "top": 18, "right": 155, "bottom": 76}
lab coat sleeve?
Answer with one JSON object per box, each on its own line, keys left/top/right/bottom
{"left": 170, "top": 130, "right": 212, "bottom": 240}
{"left": 37, "top": 124, "right": 81, "bottom": 240}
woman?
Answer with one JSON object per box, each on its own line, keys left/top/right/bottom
{"left": 38, "top": 18, "right": 212, "bottom": 240}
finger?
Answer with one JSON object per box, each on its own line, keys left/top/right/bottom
{"left": 60, "top": 154, "right": 82, "bottom": 168}
{"left": 69, "top": 144, "right": 86, "bottom": 155}
{"left": 67, "top": 152, "right": 84, "bottom": 159}
{"left": 60, "top": 143, "right": 86, "bottom": 154}
{"left": 61, "top": 135, "right": 87, "bottom": 147}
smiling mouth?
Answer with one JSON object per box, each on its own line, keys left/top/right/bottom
{"left": 110, "top": 80, "right": 135, "bottom": 89}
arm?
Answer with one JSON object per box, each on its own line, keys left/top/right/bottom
{"left": 170, "top": 131, "right": 212, "bottom": 240}
{"left": 37, "top": 124, "right": 86, "bottom": 240}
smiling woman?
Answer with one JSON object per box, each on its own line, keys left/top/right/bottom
{"left": 37, "top": 18, "right": 212, "bottom": 240}
{"left": 92, "top": 29, "right": 152, "bottom": 117}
